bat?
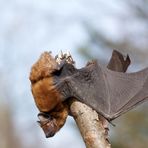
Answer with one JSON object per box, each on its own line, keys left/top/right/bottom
{"left": 55, "top": 57, "right": 148, "bottom": 121}
{"left": 30, "top": 50, "right": 148, "bottom": 137}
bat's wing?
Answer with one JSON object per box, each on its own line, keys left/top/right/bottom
{"left": 105, "top": 67, "right": 148, "bottom": 120}
{"left": 107, "top": 50, "right": 131, "bottom": 72}
{"left": 60, "top": 62, "right": 112, "bottom": 119}
{"left": 63, "top": 62, "right": 148, "bottom": 120}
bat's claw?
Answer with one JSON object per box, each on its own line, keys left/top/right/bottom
{"left": 55, "top": 50, "right": 75, "bottom": 65}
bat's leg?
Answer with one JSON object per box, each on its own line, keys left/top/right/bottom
{"left": 38, "top": 102, "right": 69, "bottom": 138}
{"left": 57, "top": 59, "right": 67, "bottom": 70}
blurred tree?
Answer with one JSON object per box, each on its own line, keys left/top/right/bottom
{"left": 79, "top": 0, "right": 148, "bottom": 66}
{"left": 0, "top": 72, "right": 22, "bottom": 148}
{"left": 0, "top": 72, "right": 43, "bottom": 148}
{"left": 78, "top": 0, "right": 148, "bottom": 147}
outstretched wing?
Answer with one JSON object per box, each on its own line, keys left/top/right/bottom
{"left": 66, "top": 63, "right": 109, "bottom": 118}
{"left": 65, "top": 62, "right": 148, "bottom": 120}
{"left": 104, "top": 67, "right": 148, "bottom": 120}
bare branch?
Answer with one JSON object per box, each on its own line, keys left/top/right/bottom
{"left": 69, "top": 50, "right": 130, "bottom": 148}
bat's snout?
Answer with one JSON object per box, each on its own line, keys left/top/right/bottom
{"left": 37, "top": 113, "right": 58, "bottom": 138}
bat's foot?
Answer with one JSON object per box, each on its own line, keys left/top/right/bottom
{"left": 37, "top": 112, "right": 58, "bottom": 138}
{"left": 55, "top": 50, "right": 75, "bottom": 65}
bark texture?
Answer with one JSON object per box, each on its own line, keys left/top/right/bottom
{"left": 70, "top": 50, "right": 130, "bottom": 148}
{"left": 70, "top": 99, "right": 110, "bottom": 148}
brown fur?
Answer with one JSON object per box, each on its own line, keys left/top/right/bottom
{"left": 30, "top": 52, "right": 62, "bottom": 112}
{"left": 39, "top": 102, "right": 69, "bottom": 137}
{"left": 31, "top": 77, "right": 62, "bottom": 112}
{"left": 30, "top": 52, "right": 59, "bottom": 83}
{"left": 30, "top": 51, "right": 69, "bottom": 137}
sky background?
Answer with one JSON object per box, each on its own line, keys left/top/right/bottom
{"left": 0, "top": 0, "right": 148, "bottom": 148}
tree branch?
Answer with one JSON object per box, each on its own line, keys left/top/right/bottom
{"left": 70, "top": 99, "right": 110, "bottom": 148}
{"left": 70, "top": 50, "right": 130, "bottom": 148}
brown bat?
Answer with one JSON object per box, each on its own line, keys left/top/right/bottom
{"left": 30, "top": 50, "right": 148, "bottom": 137}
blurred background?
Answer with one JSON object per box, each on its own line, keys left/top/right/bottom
{"left": 0, "top": 0, "right": 148, "bottom": 148}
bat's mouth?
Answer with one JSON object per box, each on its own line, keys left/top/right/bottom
{"left": 37, "top": 112, "right": 58, "bottom": 138}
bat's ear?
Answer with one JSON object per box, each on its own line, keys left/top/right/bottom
{"left": 107, "top": 50, "right": 131, "bottom": 72}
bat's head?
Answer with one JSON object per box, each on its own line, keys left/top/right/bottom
{"left": 30, "top": 52, "right": 60, "bottom": 84}
{"left": 37, "top": 113, "right": 58, "bottom": 138}
{"left": 30, "top": 51, "right": 75, "bottom": 137}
